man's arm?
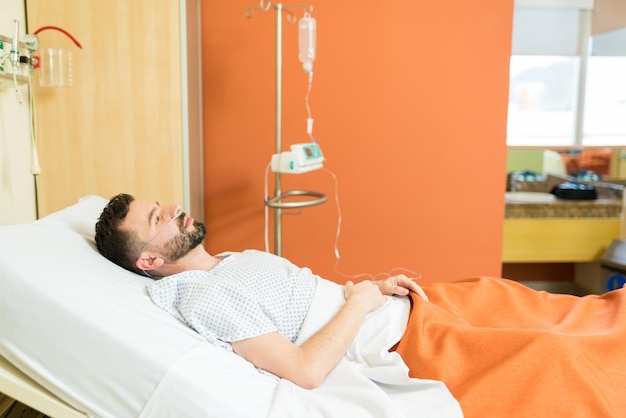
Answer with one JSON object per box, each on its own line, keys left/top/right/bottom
{"left": 230, "top": 280, "right": 386, "bottom": 389}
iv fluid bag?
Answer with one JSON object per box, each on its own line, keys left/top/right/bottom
{"left": 298, "top": 15, "right": 316, "bottom": 73}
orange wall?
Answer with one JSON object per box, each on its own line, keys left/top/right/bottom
{"left": 201, "top": 0, "right": 513, "bottom": 284}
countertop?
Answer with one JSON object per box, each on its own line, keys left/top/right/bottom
{"left": 505, "top": 176, "right": 623, "bottom": 219}
{"left": 505, "top": 198, "right": 622, "bottom": 219}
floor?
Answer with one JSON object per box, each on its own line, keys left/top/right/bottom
{"left": 0, "top": 394, "right": 47, "bottom": 418}
{"left": 519, "top": 280, "right": 589, "bottom": 296}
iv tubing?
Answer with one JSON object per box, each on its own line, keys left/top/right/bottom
{"left": 274, "top": 3, "right": 284, "bottom": 256}
{"left": 323, "top": 168, "right": 424, "bottom": 283}
{"left": 305, "top": 71, "right": 314, "bottom": 140}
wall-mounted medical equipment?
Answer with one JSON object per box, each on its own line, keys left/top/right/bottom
{"left": 1, "top": 22, "right": 83, "bottom": 91}
{"left": 0, "top": 20, "right": 83, "bottom": 219}
{"left": 0, "top": 20, "right": 37, "bottom": 95}
{"left": 32, "top": 26, "right": 83, "bottom": 87}
{"left": 0, "top": 19, "right": 41, "bottom": 218}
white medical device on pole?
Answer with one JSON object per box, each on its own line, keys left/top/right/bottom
{"left": 271, "top": 142, "right": 324, "bottom": 173}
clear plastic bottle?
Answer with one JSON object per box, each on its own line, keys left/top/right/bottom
{"left": 298, "top": 14, "right": 316, "bottom": 73}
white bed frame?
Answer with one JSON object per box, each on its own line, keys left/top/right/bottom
{"left": 0, "top": 355, "right": 86, "bottom": 418}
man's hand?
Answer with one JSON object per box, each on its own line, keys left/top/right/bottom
{"left": 374, "top": 274, "right": 428, "bottom": 301}
{"left": 344, "top": 280, "right": 387, "bottom": 312}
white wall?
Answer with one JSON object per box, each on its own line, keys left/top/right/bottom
{"left": 0, "top": 0, "right": 37, "bottom": 225}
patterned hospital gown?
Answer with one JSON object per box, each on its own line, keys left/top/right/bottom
{"left": 146, "top": 249, "right": 317, "bottom": 361}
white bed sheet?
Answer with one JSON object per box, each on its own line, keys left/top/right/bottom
{"left": 268, "top": 278, "right": 463, "bottom": 418}
{"left": 0, "top": 196, "right": 276, "bottom": 417}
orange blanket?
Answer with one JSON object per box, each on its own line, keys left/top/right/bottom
{"left": 395, "top": 277, "right": 626, "bottom": 418}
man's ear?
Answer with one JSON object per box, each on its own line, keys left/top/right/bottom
{"left": 136, "top": 253, "right": 165, "bottom": 273}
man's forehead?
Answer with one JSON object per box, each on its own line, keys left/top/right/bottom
{"left": 123, "top": 199, "right": 158, "bottom": 229}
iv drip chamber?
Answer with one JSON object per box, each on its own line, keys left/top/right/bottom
{"left": 298, "top": 14, "right": 316, "bottom": 73}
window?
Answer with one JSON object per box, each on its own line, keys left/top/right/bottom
{"left": 507, "top": 1, "right": 626, "bottom": 147}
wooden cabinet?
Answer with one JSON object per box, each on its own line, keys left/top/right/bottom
{"left": 503, "top": 218, "right": 620, "bottom": 262}
{"left": 26, "top": 0, "right": 202, "bottom": 218}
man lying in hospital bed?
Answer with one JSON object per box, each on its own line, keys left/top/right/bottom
{"left": 1, "top": 194, "right": 625, "bottom": 417}
{"left": 98, "top": 192, "right": 626, "bottom": 417}
{"left": 0, "top": 194, "right": 458, "bottom": 418}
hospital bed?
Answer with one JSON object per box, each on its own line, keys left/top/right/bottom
{"left": 5, "top": 195, "right": 623, "bottom": 417}
{"left": 0, "top": 196, "right": 460, "bottom": 418}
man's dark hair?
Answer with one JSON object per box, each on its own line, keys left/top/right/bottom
{"left": 95, "top": 193, "right": 144, "bottom": 275}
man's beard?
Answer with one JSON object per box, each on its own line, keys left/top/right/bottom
{"left": 159, "top": 215, "right": 207, "bottom": 261}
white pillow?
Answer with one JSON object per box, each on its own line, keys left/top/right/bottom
{"left": 0, "top": 195, "right": 275, "bottom": 418}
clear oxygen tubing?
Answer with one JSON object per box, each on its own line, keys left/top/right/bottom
{"left": 137, "top": 207, "right": 184, "bottom": 278}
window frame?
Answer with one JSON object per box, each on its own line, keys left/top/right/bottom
{"left": 509, "top": 0, "right": 599, "bottom": 149}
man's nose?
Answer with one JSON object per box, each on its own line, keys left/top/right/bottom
{"left": 165, "top": 204, "right": 182, "bottom": 221}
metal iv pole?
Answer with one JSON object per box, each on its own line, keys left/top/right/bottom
{"left": 246, "top": 1, "right": 326, "bottom": 256}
